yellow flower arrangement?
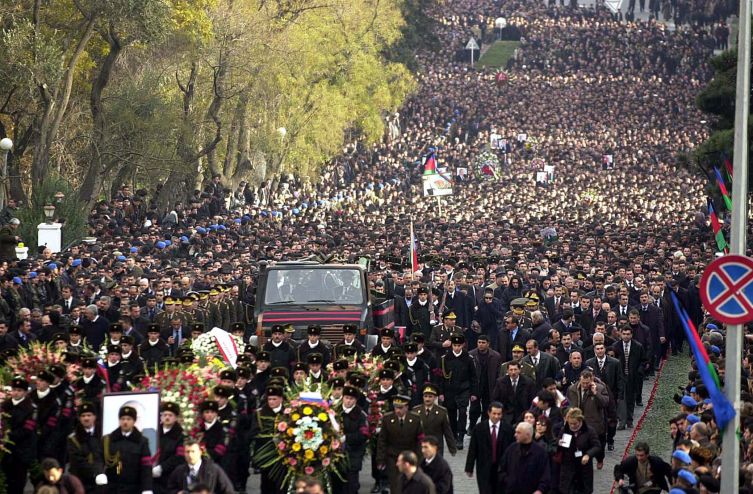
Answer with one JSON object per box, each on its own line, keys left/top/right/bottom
{"left": 303, "top": 407, "right": 313, "bottom": 415}
{"left": 287, "top": 428, "right": 295, "bottom": 437}
{"left": 292, "top": 413, "right": 301, "bottom": 421}
{"left": 292, "top": 443, "right": 302, "bottom": 451}
{"left": 320, "top": 446, "right": 328, "bottom": 454}
{"left": 305, "top": 449, "right": 315, "bottom": 459}
{"left": 318, "top": 413, "right": 328, "bottom": 421}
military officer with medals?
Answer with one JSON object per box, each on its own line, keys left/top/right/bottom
{"left": 376, "top": 394, "right": 425, "bottom": 494}
{"left": 429, "top": 309, "right": 461, "bottom": 356}
{"left": 508, "top": 298, "right": 533, "bottom": 329}
{"left": 499, "top": 344, "right": 537, "bottom": 381}
{"left": 412, "top": 384, "right": 457, "bottom": 457}
{"left": 438, "top": 333, "right": 478, "bottom": 449}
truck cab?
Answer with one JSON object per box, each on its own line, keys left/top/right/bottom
{"left": 253, "top": 260, "right": 374, "bottom": 345}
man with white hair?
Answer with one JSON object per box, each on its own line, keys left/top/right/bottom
{"left": 82, "top": 304, "right": 109, "bottom": 349}
{"left": 498, "top": 422, "right": 551, "bottom": 494}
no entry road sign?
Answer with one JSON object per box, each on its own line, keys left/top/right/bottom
{"left": 700, "top": 254, "right": 753, "bottom": 324}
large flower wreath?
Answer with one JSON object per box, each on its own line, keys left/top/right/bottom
{"left": 475, "top": 150, "right": 500, "bottom": 180}
{"left": 191, "top": 331, "right": 245, "bottom": 364}
{"left": 5, "top": 341, "right": 80, "bottom": 381}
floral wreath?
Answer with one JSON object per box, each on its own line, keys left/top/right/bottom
{"left": 475, "top": 150, "right": 501, "bottom": 181}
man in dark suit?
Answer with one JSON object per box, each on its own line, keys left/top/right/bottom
{"left": 614, "top": 294, "right": 634, "bottom": 319}
{"left": 544, "top": 286, "right": 569, "bottom": 322}
{"left": 394, "top": 287, "right": 413, "bottom": 329}
{"left": 522, "top": 339, "right": 559, "bottom": 387}
{"left": 464, "top": 402, "right": 513, "bottom": 494}
{"left": 612, "top": 326, "right": 648, "bottom": 429}
{"left": 420, "top": 436, "right": 453, "bottom": 494}
{"left": 580, "top": 295, "right": 607, "bottom": 338}
{"left": 81, "top": 305, "right": 109, "bottom": 350}
{"left": 54, "top": 286, "right": 81, "bottom": 315}
{"left": 614, "top": 442, "right": 672, "bottom": 492}
{"left": 10, "top": 319, "right": 37, "bottom": 350}
{"left": 160, "top": 316, "right": 188, "bottom": 357}
{"left": 468, "top": 335, "right": 502, "bottom": 431}
{"left": 491, "top": 362, "right": 536, "bottom": 426}
{"left": 166, "top": 439, "right": 234, "bottom": 494}
{"left": 587, "top": 340, "right": 622, "bottom": 454}
{"left": 497, "top": 315, "right": 530, "bottom": 362}
{"left": 637, "top": 291, "right": 665, "bottom": 373}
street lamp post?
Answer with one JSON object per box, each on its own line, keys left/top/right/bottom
{"left": 0, "top": 138, "right": 13, "bottom": 211}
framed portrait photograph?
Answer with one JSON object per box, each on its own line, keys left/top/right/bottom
{"left": 102, "top": 391, "right": 161, "bottom": 456}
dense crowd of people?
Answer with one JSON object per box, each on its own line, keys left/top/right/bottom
{"left": 0, "top": 0, "right": 749, "bottom": 493}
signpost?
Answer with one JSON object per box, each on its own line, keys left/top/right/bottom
{"left": 466, "top": 37, "right": 480, "bottom": 64}
{"left": 700, "top": 255, "right": 753, "bottom": 324}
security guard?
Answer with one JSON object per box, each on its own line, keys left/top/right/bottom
{"left": 101, "top": 405, "right": 153, "bottom": 494}
{"left": 376, "top": 394, "right": 424, "bottom": 494}
{"left": 499, "top": 344, "right": 537, "bottom": 380}
{"left": 412, "top": 384, "right": 457, "bottom": 457}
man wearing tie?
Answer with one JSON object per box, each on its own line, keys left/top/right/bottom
{"left": 55, "top": 286, "right": 80, "bottom": 315}
{"left": 615, "top": 294, "right": 633, "bottom": 318}
{"left": 523, "top": 339, "right": 560, "bottom": 387}
{"left": 586, "top": 341, "right": 622, "bottom": 452}
{"left": 166, "top": 439, "right": 234, "bottom": 494}
{"left": 144, "top": 295, "right": 161, "bottom": 322}
{"left": 160, "top": 315, "right": 186, "bottom": 357}
{"left": 545, "top": 286, "right": 569, "bottom": 321}
{"left": 638, "top": 291, "right": 665, "bottom": 375}
{"left": 613, "top": 326, "right": 648, "bottom": 430}
{"left": 465, "top": 402, "right": 513, "bottom": 494}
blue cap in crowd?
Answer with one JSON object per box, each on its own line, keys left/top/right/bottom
{"left": 48, "top": 263, "right": 57, "bottom": 270}
{"left": 672, "top": 450, "right": 691, "bottom": 464}
{"left": 12, "top": 277, "right": 22, "bottom": 284}
{"left": 681, "top": 395, "right": 697, "bottom": 408}
{"left": 677, "top": 469, "right": 697, "bottom": 486}
{"left": 29, "top": 272, "right": 37, "bottom": 279}
{"left": 72, "top": 259, "right": 81, "bottom": 267}
{"left": 156, "top": 241, "right": 166, "bottom": 249}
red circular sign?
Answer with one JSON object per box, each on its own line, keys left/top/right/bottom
{"left": 700, "top": 254, "right": 753, "bottom": 324}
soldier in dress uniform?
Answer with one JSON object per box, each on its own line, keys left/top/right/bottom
{"left": 32, "top": 369, "right": 64, "bottom": 462}
{"left": 66, "top": 402, "right": 104, "bottom": 493}
{"left": 332, "top": 358, "right": 350, "bottom": 379}
{"left": 404, "top": 342, "right": 431, "bottom": 404}
{"left": 253, "top": 352, "right": 272, "bottom": 397}
{"left": 262, "top": 325, "right": 297, "bottom": 372}
{"left": 429, "top": 310, "right": 461, "bottom": 356}
{"left": 408, "top": 286, "right": 433, "bottom": 340}
{"left": 412, "top": 384, "right": 457, "bottom": 457}
{"left": 508, "top": 298, "right": 533, "bottom": 329}
{"left": 376, "top": 394, "right": 425, "bottom": 494}
{"left": 369, "top": 368, "right": 399, "bottom": 493}
{"left": 385, "top": 358, "right": 413, "bottom": 397}
{"left": 101, "top": 405, "right": 153, "bottom": 494}
{"left": 234, "top": 365, "right": 255, "bottom": 491}
{"left": 412, "top": 334, "right": 439, "bottom": 382}
{"left": 282, "top": 323, "right": 298, "bottom": 348}
{"left": 213, "top": 386, "right": 240, "bottom": 490}
{"left": 140, "top": 324, "right": 170, "bottom": 370}
{"left": 49, "top": 362, "right": 76, "bottom": 462}
{"left": 75, "top": 356, "right": 107, "bottom": 406}
{"left": 66, "top": 325, "right": 88, "bottom": 355}
{"left": 250, "top": 386, "right": 284, "bottom": 494}
{"left": 439, "top": 333, "right": 478, "bottom": 449}
{"left": 334, "top": 323, "right": 366, "bottom": 358}
{"left": 152, "top": 402, "right": 184, "bottom": 494}
{"left": 370, "top": 327, "right": 396, "bottom": 359}
{"left": 120, "top": 334, "right": 144, "bottom": 384}
{"left": 307, "top": 353, "right": 326, "bottom": 383}
{"left": 198, "top": 399, "right": 231, "bottom": 466}
{"left": 202, "top": 290, "right": 223, "bottom": 329}
{"left": 499, "top": 344, "right": 537, "bottom": 380}
{"left": 297, "top": 324, "right": 331, "bottom": 365}
{"left": 105, "top": 343, "right": 128, "bottom": 392}
{"left": 154, "top": 297, "right": 180, "bottom": 331}
{"left": 2, "top": 377, "right": 36, "bottom": 494}
{"left": 333, "top": 385, "right": 369, "bottom": 494}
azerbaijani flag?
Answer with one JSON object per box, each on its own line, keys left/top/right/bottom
{"left": 423, "top": 150, "right": 437, "bottom": 175}
{"left": 723, "top": 151, "right": 733, "bottom": 181}
{"left": 669, "top": 288, "right": 736, "bottom": 431}
{"left": 97, "top": 357, "right": 112, "bottom": 392}
{"left": 410, "top": 221, "right": 419, "bottom": 273}
{"left": 708, "top": 198, "right": 729, "bottom": 254}
{"left": 714, "top": 165, "right": 733, "bottom": 210}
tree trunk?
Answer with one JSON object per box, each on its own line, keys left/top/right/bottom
{"left": 79, "top": 30, "right": 123, "bottom": 208}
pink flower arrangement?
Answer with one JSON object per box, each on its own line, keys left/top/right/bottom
{"left": 279, "top": 442, "right": 286, "bottom": 450}
{"left": 305, "top": 466, "right": 315, "bottom": 475}
{"left": 289, "top": 458, "right": 298, "bottom": 466}
{"left": 322, "top": 458, "right": 331, "bottom": 467}
{"left": 278, "top": 422, "right": 288, "bottom": 432}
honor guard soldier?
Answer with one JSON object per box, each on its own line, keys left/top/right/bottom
{"left": 250, "top": 386, "right": 284, "bottom": 494}
{"left": 334, "top": 323, "right": 365, "bottom": 358}
{"left": 411, "top": 333, "right": 439, "bottom": 381}
{"left": 262, "top": 325, "right": 297, "bottom": 372}
{"left": 32, "top": 369, "right": 64, "bottom": 462}
{"left": 333, "top": 385, "right": 369, "bottom": 494}
{"left": 213, "top": 386, "right": 241, "bottom": 490}
{"left": 408, "top": 286, "right": 433, "bottom": 340}
{"left": 198, "top": 399, "right": 230, "bottom": 465}
{"left": 233, "top": 365, "right": 255, "bottom": 491}
{"left": 101, "top": 405, "right": 153, "bottom": 494}
{"left": 297, "top": 324, "right": 331, "bottom": 365}
{"left": 140, "top": 324, "right": 170, "bottom": 370}
{"left": 67, "top": 402, "right": 104, "bottom": 493}
{"left": 370, "top": 328, "right": 396, "bottom": 359}
{"left": 412, "top": 384, "right": 457, "bottom": 457}
{"left": 152, "top": 402, "right": 184, "bottom": 494}
{"left": 75, "top": 356, "right": 106, "bottom": 405}
{"left": 429, "top": 310, "right": 461, "bottom": 356}
{"left": 307, "top": 353, "right": 326, "bottom": 383}
{"left": 339, "top": 345, "right": 359, "bottom": 361}
{"left": 439, "top": 333, "right": 478, "bottom": 449}
{"left": 332, "top": 359, "right": 350, "bottom": 379}
{"left": 376, "top": 394, "right": 425, "bottom": 494}
{"left": 2, "top": 377, "right": 36, "bottom": 494}
{"left": 499, "top": 344, "right": 537, "bottom": 381}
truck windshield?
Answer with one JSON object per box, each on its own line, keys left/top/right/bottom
{"left": 263, "top": 268, "right": 364, "bottom": 305}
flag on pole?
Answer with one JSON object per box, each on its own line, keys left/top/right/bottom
{"left": 714, "top": 166, "right": 733, "bottom": 210}
{"left": 410, "top": 221, "right": 419, "bottom": 273}
{"left": 708, "top": 198, "right": 729, "bottom": 254}
{"left": 723, "top": 151, "right": 734, "bottom": 181}
{"left": 97, "top": 357, "right": 112, "bottom": 392}
{"left": 423, "top": 150, "right": 437, "bottom": 175}
{"left": 669, "top": 287, "right": 736, "bottom": 431}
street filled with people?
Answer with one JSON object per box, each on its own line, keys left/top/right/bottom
{"left": 0, "top": 0, "right": 746, "bottom": 493}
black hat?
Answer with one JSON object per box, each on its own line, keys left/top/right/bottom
{"left": 307, "top": 353, "right": 323, "bottom": 365}
{"left": 51, "top": 333, "right": 67, "bottom": 344}
{"left": 384, "top": 360, "right": 401, "bottom": 373}
{"left": 220, "top": 369, "right": 237, "bottom": 381}
{"left": 121, "top": 335, "right": 135, "bottom": 346}
{"left": 378, "top": 369, "right": 395, "bottom": 380}
{"left": 256, "top": 351, "right": 271, "bottom": 362}
{"left": 119, "top": 405, "right": 138, "bottom": 419}
{"left": 132, "top": 373, "right": 146, "bottom": 385}
{"left": 107, "top": 344, "right": 122, "bottom": 354}
{"left": 11, "top": 377, "right": 28, "bottom": 390}
{"left": 333, "top": 359, "right": 349, "bottom": 371}
{"left": 450, "top": 334, "right": 465, "bottom": 345}
{"left": 237, "top": 355, "right": 254, "bottom": 365}
{"left": 387, "top": 346, "right": 404, "bottom": 358}
{"left": 179, "top": 352, "right": 194, "bottom": 363}
{"left": 237, "top": 366, "right": 254, "bottom": 379}
{"left": 293, "top": 362, "right": 308, "bottom": 373}
{"left": 403, "top": 342, "right": 418, "bottom": 353}
{"left": 343, "top": 385, "right": 362, "bottom": 399}
{"left": 109, "top": 323, "right": 124, "bottom": 333}
{"left": 231, "top": 322, "right": 245, "bottom": 333}
{"left": 411, "top": 333, "right": 425, "bottom": 344}
{"left": 162, "top": 402, "right": 181, "bottom": 416}
{"left": 328, "top": 377, "right": 345, "bottom": 389}
{"left": 266, "top": 386, "right": 284, "bottom": 397}
{"left": 36, "top": 370, "right": 56, "bottom": 383}
{"left": 307, "top": 324, "right": 321, "bottom": 336}
{"left": 271, "top": 324, "right": 284, "bottom": 334}
{"left": 270, "top": 367, "right": 289, "bottom": 379}
{"left": 213, "top": 385, "right": 233, "bottom": 398}
{"left": 49, "top": 364, "right": 67, "bottom": 379}
{"left": 348, "top": 373, "right": 367, "bottom": 388}
{"left": 78, "top": 402, "right": 97, "bottom": 416}
{"left": 339, "top": 346, "right": 357, "bottom": 358}
{"left": 417, "top": 286, "right": 428, "bottom": 295}
{"left": 379, "top": 328, "right": 394, "bottom": 339}
{"left": 199, "top": 400, "right": 219, "bottom": 413}
{"left": 190, "top": 323, "right": 205, "bottom": 333}
{"left": 147, "top": 323, "right": 161, "bottom": 334}
{"left": 342, "top": 324, "right": 358, "bottom": 334}
{"left": 81, "top": 356, "right": 97, "bottom": 369}
{"left": 69, "top": 325, "right": 83, "bottom": 336}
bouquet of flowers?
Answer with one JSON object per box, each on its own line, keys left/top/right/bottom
{"left": 255, "top": 391, "right": 346, "bottom": 492}
{"left": 475, "top": 150, "right": 500, "bottom": 180}
{"left": 5, "top": 342, "right": 80, "bottom": 382}
{"left": 191, "top": 331, "right": 245, "bottom": 365}
{"left": 131, "top": 365, "right": 221, "bottom": 432}
{"left": 0, "top": 387, "right": 10, "bottom": 458}
{"left": 360, "top": 355, "right": 388, "bottom": 452}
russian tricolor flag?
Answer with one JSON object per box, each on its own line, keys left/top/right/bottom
{"left": 410, "top": 221, "right": 419, "bottom": 273}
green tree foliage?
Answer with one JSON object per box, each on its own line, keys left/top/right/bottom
{"left": 0, "top": 0, "right": 416, "bottom": 208}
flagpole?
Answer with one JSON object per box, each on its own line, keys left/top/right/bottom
{"left": 410, "top": 220, "right": 415, "bottom": 282}
{"left": 722, "top": 0, "right": 749, "bottom": 488}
